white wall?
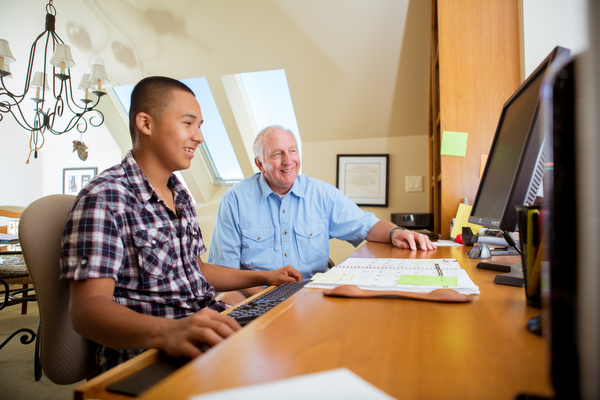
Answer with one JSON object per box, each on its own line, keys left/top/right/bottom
{"left": 304, "top": 135, "right": 430, "bottom": 264}
{"left": 0, "top": 121, "right": 44, "bottom": 206}
{"left": 0, "top": 115, "right": 121, "bottom": 207}
{"left": 521, "top": 0, "right": 589, "bottom": 77}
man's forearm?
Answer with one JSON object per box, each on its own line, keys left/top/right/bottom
{"left": 70, "top": 291, "right": 172, "bottom": 351}
{"left": 200, "top": 262, "right": 268, "bottom": 292}
{"left": 365, "top": 220, "right": 397, "bottom": 243}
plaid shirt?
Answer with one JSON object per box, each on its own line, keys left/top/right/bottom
{"left": 61, "top": 151, "right": 226, "bottom": 372}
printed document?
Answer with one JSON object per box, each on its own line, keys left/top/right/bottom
{"left": 307, "top": 258, "right": 479, "bottom": 295}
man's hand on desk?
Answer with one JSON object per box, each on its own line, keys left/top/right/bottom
{"left": 392, "top": 229, "right": 437, "bottom": 251}
{"left": 217, "top": 265, "right": 302, "bottom": 306}
{"left": 157, "top": 308, "right": 241, "bottom": 360}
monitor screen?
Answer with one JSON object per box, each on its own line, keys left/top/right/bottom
{"left": 468, "top": 46, "right": 571, "bottom": 232}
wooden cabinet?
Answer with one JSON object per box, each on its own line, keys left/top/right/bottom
{"left": 429, "top": 0, "right": 520, "bottom": 238}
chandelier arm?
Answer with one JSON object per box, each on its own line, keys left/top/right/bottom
{"left": 76, "top": 116, "right": 89, "bottom": 134}
{"left": 88, "top": 108, "right": 105, "bottom": 128}
{"left": 47, "top": 111, "right": 84, "bottom": 135}
{"left": 2, "top": 100, "right": 48, "bottom": 133}
{"left": 40, "top": 34, "right": 54, "bottom": 107}
{"left": 63, "top": 76, "right": 95, "bottom": 113}
{"left": 2, "top": 107, "right": 45, "bottom": 133}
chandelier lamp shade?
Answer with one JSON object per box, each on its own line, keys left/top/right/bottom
{"left": 0, "top": 0, "right": 110, "bottom": 162}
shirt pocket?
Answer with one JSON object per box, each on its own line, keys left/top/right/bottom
{"left": 133, "top": 227, "right": 176, "bottom": 278}
{"left": 294, "top": 223, "right": 328, "bottom": 264}
{"left": 240, "top": 228, "right": 274, "bottom": 270}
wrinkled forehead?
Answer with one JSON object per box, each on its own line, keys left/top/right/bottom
{"left": 264, "top": 129, "right": 297, "bottom": 150}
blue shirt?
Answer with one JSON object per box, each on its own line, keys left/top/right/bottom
{"left": 61, "top": 151, "right": 225, "bottom": 372}
{"left": 208, "top": 173, "right": 379, "bottom": 279}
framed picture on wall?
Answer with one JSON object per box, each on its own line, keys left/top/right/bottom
{"left": 63, "top": 167, "right": 98, "bottom": 195}
{"left": 336, "top": 154, "right": 389, "bottom": 207}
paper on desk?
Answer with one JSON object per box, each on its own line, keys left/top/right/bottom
{"left": 432, "top": 239, "right": 463, "bottom": 247}
{"left": 307, "top": 258, "right": 479, "bottom": 295}
{"left": 189, "top": 368, "right": 396, "bottom": 400}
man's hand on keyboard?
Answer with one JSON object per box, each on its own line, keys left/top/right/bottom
{"left": 264, "top": 265, "right": 303, "bottom": 286}
{"left": 157, "top": 308, "right": 240, "bottom": 360}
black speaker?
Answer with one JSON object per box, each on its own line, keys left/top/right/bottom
{"left": 390, "top": 213, "right": 433, "bottom": 230}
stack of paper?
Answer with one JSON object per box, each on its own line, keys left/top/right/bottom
{"left": 307, "top": 258, "right": 479, "bottom": 295}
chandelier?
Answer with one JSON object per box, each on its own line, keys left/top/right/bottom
{"left": 0, "top": 0, "right": 110, "bottom": 162}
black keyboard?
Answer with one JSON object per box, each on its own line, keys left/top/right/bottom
{"left": 227, "top": 280, "right": 311, "bottom": 326}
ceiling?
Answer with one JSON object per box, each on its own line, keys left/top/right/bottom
{"left": 0, "top": 0, "right": 430, "bottom": 145}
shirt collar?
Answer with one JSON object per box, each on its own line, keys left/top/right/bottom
{"left": 258, "top": 173, "right": 305, "bottom": 199}
{"left": 121, "top": 151, "right": 189, "bottom": 207}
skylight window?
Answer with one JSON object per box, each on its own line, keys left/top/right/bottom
{"left": 112, "top": 70, "right": 300, "bottom": 188}
{"left": 238, "top": 69, "right": 302, "bottom": 157}
{"left": 181, "top": 77, "right": 244, "bottom": 183}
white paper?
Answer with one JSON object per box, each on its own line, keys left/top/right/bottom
{"left": 431, "top": 239, "right": 463, "bottom": 247}
{"left": 189, "top": 368, "right": 396, "bottom": 400}
{"left": 307, "top": 258, "right": 479, "bottom": 294}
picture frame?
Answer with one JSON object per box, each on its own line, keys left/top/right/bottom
{"left": 336, "top": 154, "right": 389, "bottom": 207}
{"left": 63, "top": 167, "right": 98, "bottom": 195}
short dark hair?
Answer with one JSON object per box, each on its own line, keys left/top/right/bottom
{"left": 128, "top": 76, "right": 195, "bottom": 140}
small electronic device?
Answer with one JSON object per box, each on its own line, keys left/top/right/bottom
{"left": 390, "top": 213, "right": 433, "bottom": 231}
{"left": 468, "top": 243, "right": 491, "bottom": 259}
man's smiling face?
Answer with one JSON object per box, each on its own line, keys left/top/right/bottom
{"left": 256, "top": 128, "right": 300, "bottom": 195}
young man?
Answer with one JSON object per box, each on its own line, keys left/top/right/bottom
{"left": 208, "top": 125, "right": 436, "bottom": 303}
{"left": 60, "top": 78, "right": 302, "bottom": 373}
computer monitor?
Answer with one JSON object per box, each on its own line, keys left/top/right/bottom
{"left": 468, "top": 46, "right": 571, "bottom": 285}
{"left": 541, "top": 50, "right": 580, "bottom": 400}
{"left": 468, "top": 46, "right": 571, "bottom": 235}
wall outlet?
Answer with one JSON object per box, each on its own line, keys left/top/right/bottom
{"left": 405, "top": 176, "right": 423, "bottom": 192}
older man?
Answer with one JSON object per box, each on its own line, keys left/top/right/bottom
{"left": 208, "top": 125, "right": 435, "bottom": 303}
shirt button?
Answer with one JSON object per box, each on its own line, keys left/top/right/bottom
{"left": 285, "top": 253, "right": 288, "bottom": 257}
{"left": 309, "top": 233, "right": 312, "bottom": 236}
{"left": 81, "top": 259, "right": 87, "bottom": 265}
{"left": 152, "top": 240, "right": 157, "bottom": 245}
{"left": 257, "top": 236, "right": 260, "bottom": 240}
{"left": 282, "top": 210, "right": 285, "bottom": 213}
{"left": 283, "top": 231, "right": 287, "bottom": 235}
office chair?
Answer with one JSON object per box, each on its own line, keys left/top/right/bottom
{"left": 19, "top": 194, "right": 95, "bottom": 384}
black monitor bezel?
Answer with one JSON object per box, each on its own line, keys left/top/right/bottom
{"left": 468, "top": 46, "right": 571, "bottom": 232}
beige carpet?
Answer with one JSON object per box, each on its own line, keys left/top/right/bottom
{"left": 0, "top": 300, "right": 82, "bottom": 400}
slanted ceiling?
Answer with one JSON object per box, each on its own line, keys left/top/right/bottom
{"left": 1, "top": 0, "right": 430, "bottom": 202}
{"left": 2, "top": 0, "right": 428, "bottom": 142}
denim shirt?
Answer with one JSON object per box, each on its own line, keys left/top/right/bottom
{"left": 208, "top": 173, "right": 379, "bottom": 280}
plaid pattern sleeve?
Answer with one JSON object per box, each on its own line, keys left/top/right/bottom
{"left": 60, "top": 152, "right": 226, "bottom": 372}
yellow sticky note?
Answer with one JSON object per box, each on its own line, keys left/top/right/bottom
{"left": 311, "top": 273, "right": 354, "bottom": 282}
{"left": 441, "top": 131, "right": 469, "bottom": 157}
{"left": 397, "top": 275, "right": 458, "bottom": 286}
{"left": 450, "top": 203, "right": 483, "bottom": 240}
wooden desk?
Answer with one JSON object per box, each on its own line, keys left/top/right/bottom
{"left": 76, "top": 243, "right": 554, "bottom": 400}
